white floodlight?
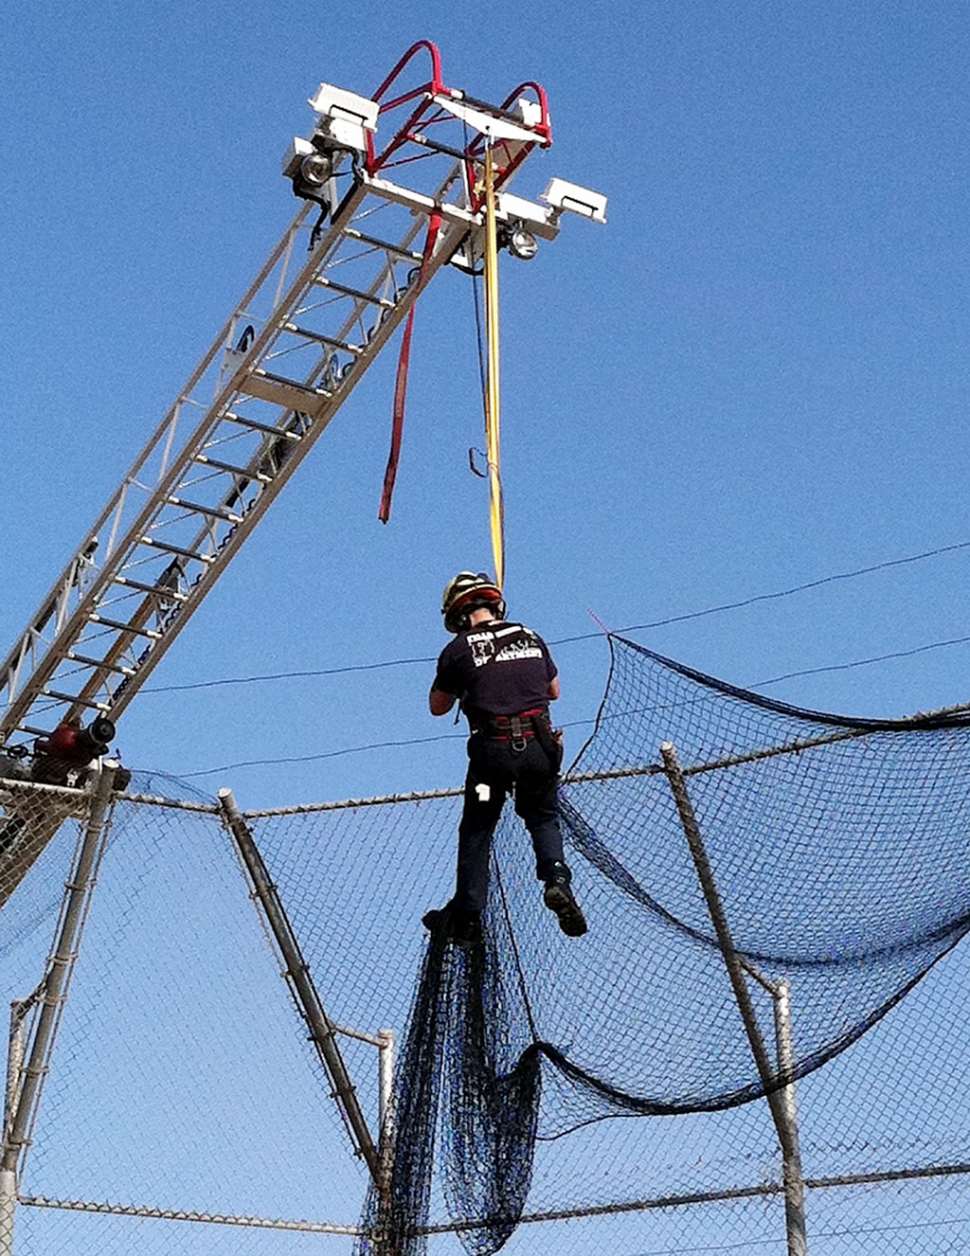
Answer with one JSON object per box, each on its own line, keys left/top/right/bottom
{"left": 281, "top": 136, "right": 337, "bottom": 207}
{"left": 508, "top": 227, "right": 539, "bottom": 261}
{"left": 300, "top": 151, "right": 333, "bottom": 186}
{"left": 496, "top": 192, "right": 559, "bottom": 241}
{"left": 282, "top": 136, "right": 316, "bottom": 179}
{"left": 540, "top": 177, "right": 608, "bottom": 224}
{"left": 307, "top": 83, "right": 380, "bottom": 152}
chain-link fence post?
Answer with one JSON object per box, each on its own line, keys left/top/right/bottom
{"left": 0, "top": 998, "right": 29, "bottom": 1256}
{"left": 772, "top": 979, "right": 806, "bottom": 1249}
{"left": 661, "top": 741, "right": 808, "bottom": 1255}
{"left": 0, "top": 762, "right": 117, "bottom": 1255}
{"left": 375, "top": 1027, "right": 396, "bottom": 1255}
{"left": 218, "top": 787, "right": 381, "bottom": 1182}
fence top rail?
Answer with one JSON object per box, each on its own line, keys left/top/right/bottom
{"left": 116, "top": 790, "right": 221, "bottom": 815}
{"left": 242, "top": 785, "right": 465, "bottom": 818}
{"left": 10, "top": 708, "right": 957, "bottom": 819}
{"left": 0, "top": 776, "right": 90, "bottom": 802}
{"left": 235, "top": 727, "right": 894, "bottom": 817}
{"left": 18, "top": 1194, "right": 363, "bottom": 1235}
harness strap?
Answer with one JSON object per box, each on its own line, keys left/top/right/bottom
{"left": 475, "top": 707, "right": 562, "bottom": 768}
{"left": 480, "top": 708, "right": 547, "bottom": 740}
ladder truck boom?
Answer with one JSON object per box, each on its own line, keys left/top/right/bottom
{"left": 0, "top": 41, "right": 605, "bottom": 905}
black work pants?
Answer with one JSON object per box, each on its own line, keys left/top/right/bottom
{"left": 453, "top": 734, "right": 566, "bottom": 914}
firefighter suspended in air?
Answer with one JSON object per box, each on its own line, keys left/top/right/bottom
{"left": 423, "top": 572, "right": 587, "bottom": 947}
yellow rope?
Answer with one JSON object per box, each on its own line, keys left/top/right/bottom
{"left": 482, "top": 144, "right": 505, "bottom": 591}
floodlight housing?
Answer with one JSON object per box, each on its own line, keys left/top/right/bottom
{"left": 496, "top": 192, "right": 559, "bottom": 241}
{"left": 307, "top": 83, "right": 380, "bottom": 153}
{"left": 300, "top": 151, "right": 333, "bottom": 186}
{"left": 508, "top": 227, "right": 539, "bottom": 261}
{"left": 282, "top": 136, "right": 315, "bottom": 179}
{"left": 282, "top": 136, "right": 337, "bottom": 206}
{"left": 540, "top": 177, "right": 608, "bottom": 224}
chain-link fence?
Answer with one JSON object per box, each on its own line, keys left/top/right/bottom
{"left": 0, "top": 732, "right": 968, "bottom": 1254}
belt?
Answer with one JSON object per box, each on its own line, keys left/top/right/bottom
{"left": 479, "top": 709, "right": 548, "bottom": 745}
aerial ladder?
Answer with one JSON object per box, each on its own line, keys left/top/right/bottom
{"left": 0, "top": 40, "right": 606, "bottom": 905}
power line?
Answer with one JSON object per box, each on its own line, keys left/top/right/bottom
{"left": 160, "top": 539, "right": 970, "bottom": 778}
{"left": 180, "top": 731, "right": 466, "bottom": 779}
{"left": 756, "top": 633, "right": 970, "bottom": 688}
{"left": 614, "top": 537, "right": 970, "bottom": 635}
{"left": 180, "top": 716, "right": 599, "bottom": 779}
{"left": 175, "top": 622, "right": 969, "bottom": 778}
{"left": 176, "top": 630, "right": 970, "bottom": 779}
{"left": 143, "top": 538, "right": 970, "bottom": 697}
{"left": 145, "top": 656, "right": 434, "bottom": 695}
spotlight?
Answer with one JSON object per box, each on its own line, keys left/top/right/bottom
{"left": 300, "top": 151, "right": 333, "bottom": 186}
{"left": 508, "top": 226, "right": 539, "bottom": 261}
{"left": 282, "top": 137, "right": 339, "bottom": 206}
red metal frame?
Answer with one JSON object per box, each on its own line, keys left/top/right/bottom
{"left": 365, "top": 41, "right": 552, "bottom": 211}
{"left": 460, "top": 81, "right": 552, "bottom": 212}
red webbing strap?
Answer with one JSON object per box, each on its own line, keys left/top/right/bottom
{"left": 378, "top": 210, "right": 443, "bottom": 523}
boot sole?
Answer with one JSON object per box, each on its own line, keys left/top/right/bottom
{"left": 422, "top": 907, "right": 482, "bottom": 948}
{"left": 543, "top": 884, "right": 588, "bottom": 937}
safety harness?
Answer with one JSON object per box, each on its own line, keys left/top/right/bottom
{"left": 483, "top": 707, "right": 547, "bottom": 746}
{"left": 482, "top": 708, "right": 563, "bottom": 769}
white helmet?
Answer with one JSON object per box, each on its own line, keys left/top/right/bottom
{"left": 441, "top": 572, "right": 506, "bottom": 633}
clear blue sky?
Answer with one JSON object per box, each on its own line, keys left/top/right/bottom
{"left": 4, "top": 0, "right": 970, "bottom": 813}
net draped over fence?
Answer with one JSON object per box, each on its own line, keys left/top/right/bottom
{"left": 352, "top": 635, "right": 970, "bottom": 1254}
{"left": 2, "top": 635, "right": 970, "bottom": 1254}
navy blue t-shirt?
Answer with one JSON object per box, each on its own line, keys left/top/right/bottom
{"left": 433, "top": 621, "right": 558, "bottom": 728}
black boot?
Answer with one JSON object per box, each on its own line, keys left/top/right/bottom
{"left": 422, "top": 902, "right": 482, "bottom": 948}
{"left": 543, "top": 864, "right": 588, "bottom": 937}
{"left": 421, "top": 905, "right": 449, "bottom": 934}
{"left": 450, "top": 909, "right": 483, "bottom": 948}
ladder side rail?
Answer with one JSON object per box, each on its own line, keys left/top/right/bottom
{"left": 0, "top": 188, "right": 370, "bottom": 738}
{"left": 4, "top": 193, "right": 466, "bottom": 736}
{"left": 0, "top": 207, "right": 313, "bottom": 713}
{"left": 111, "top": 165, "right": 468, "bottom": 605}
{"left": 46, "top": 197, "right": 452, "bottom": 719}
{"left": 15, "top": 168, "right": 469, "bottom": 729}
{"left": 89, "top": 214, "right": 466, "bottom": 724}
{"left": 131, "top": 165, "right": 470, "bottom": 562}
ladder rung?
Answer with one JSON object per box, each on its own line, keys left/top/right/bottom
{"left": 42, "top": 689, "right": 107, "bottom": 711}
{"left": 224, "top": 411, "right": 304, "bottom": 438}
{"left": 67, "top": 652, "right": 136, "bottom": 677}
{"left": 166, "top": 496, "right": 243, "bottom": 524}
{"left": 113, "top": 576, "right": 187, "bottom": 601}
{"left": 139, "top": 538, "right": 217, "bottom": 563}
{"left": 342, "top": 228, "right": 423, "bottom": 262}
{"left": 238, "top": 366, "right": 333, "bottom": 411}
{"left": 87, "top": 615, "right": 162, "bottom": 640}
{"left": 194, "top": 454, "right": 272, "bottom": 482}
{"left": 18, "top": 725, "right": 51, "bottom": 739}
{"left": 313, "top": 277, "right": 395, "bottom": 309}
{"left": 281, "top": 324, "right": 362, "bottom": 356}
{"left": 250, "top": 368, "right": 331, "bottom": 393}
